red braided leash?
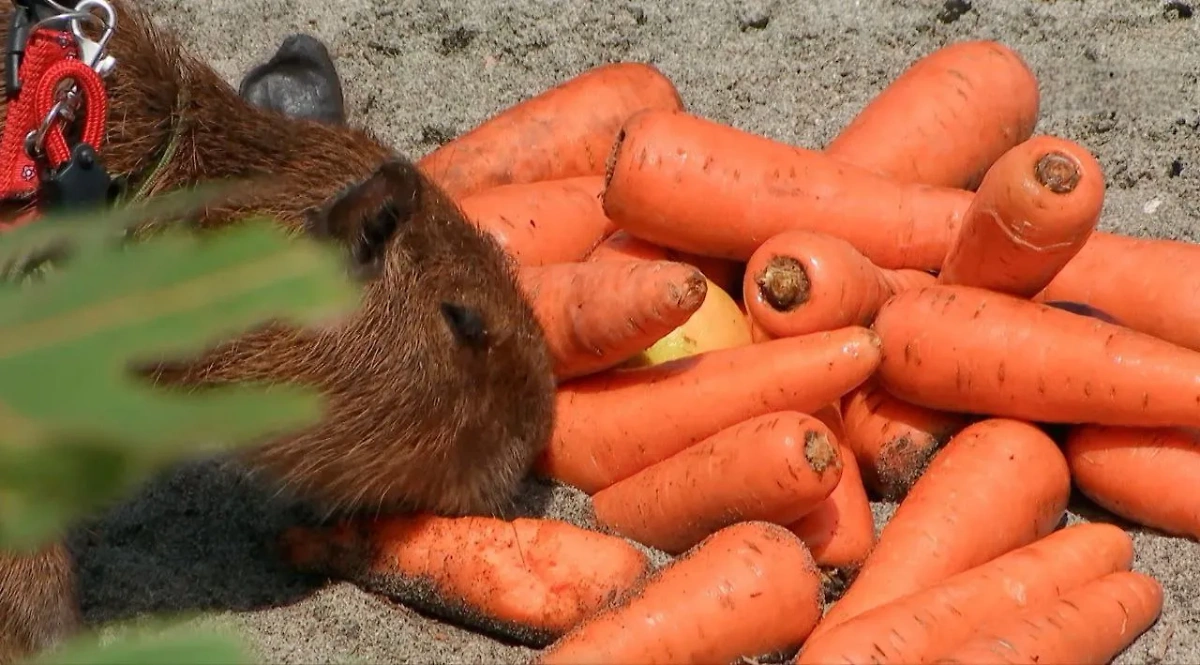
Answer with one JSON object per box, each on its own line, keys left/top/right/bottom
{"left": 0, "top": 21, "right": 110, "bottom": 229}
{"left": 34, "top": 56, "right": 109, "bottom": 169}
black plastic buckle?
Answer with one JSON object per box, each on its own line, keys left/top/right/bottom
{"left": 39, "top": 142, "right": 120, "bottom": 213}
{"left": 6, "top": 1, "right": 35, "bottom": 98}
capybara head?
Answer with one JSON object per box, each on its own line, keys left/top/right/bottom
{"left": 147, "top": 159, "right": 556, "bottom": 518}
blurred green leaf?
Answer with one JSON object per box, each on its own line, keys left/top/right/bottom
{"left": 0, "top": 183, "right": 361, "bottom": 659}
{"left": 0, "top": 212, "right": 361, "bottom": 548}
{"left": 0, "top": 184, "right": 232, "bottom": 282}
{"left": 0, "top": 218, "right": 359, "bottom": 444}
{"left": 27, "top": 622, "right": 252, "bottom": 665}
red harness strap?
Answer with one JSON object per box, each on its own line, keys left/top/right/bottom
{"left": 0, "top": 26, "right": 108, "bottom": 205}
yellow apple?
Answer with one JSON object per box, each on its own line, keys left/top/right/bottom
{"left": 626, "top": 277, "right": 753, "bottom": 367}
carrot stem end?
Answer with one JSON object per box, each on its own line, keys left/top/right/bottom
{"left": 1034, "top": 151, "right": 1081, "bottom": 194}
{"left": 756, "top": 255, "right": 811, "bottom": 311}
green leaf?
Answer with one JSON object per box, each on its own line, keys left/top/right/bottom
{"left": 0, "top": 212, "right": 361, "bottom": 548}
{"left": 0, "top": 184, "right": 231, "bottom": 281}
{"left": 0, "top": 218, "right": 360, "bottom": 443}
{"left": 26, "top": 623, "right": 252, "bottom": 665}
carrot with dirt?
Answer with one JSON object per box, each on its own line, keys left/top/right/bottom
{"left": 840, "top": 377, "right": 970, "bottom": 501}
{"left": 592, "top": 412, "right": 843, "bottom": 554}
{"left": 458, "top": 176, "right": 615, "bottom": 265}
{"left": 1037, "top": 230, "right": 1200, "bottom": 352}
{"left": 1065, "top": 424, "right": 1200, "bottom": 540}
{"left": 1037, "top": 300, "right": 1125, "bottom": 448}
{"left": 538, "top": 326, "right": 882, "bottom": 494}
{"left": 795, "top": 522, "right": 1135, "bottom": 665}
{"left": 418, "top": 62, "right": 684, "bottom": 199}
{"left": 872, "top": 284, "right": 1200, "bottom": 427}
{"left": 601, "top": 109, "right": 973, "bottom": 271}
{"left": 937, "top": 571, "right": 1162, "bottom": 665}
{"left": 787, "top": 442, "right": 877, "bottom": 580}
{"left": 807, "top": 418, "right": 1071, "bottom": 642}
{"left": 938, "top": 136, "right": 1104, "bottom": 297}
{"left": 587, "top": 229, "right": 745, "bottom": 295}
{"left": 825, "top": 40, "right": 1039, "bottom": 191}
{"left": 279, "top": 514, "right": 650, "bottom": 647}
{"left": 519, "top": 260, "right": 707, "bottom": 380}
{"left": 744, "top": 230, "right": 938, "bottom": 338}
{"left": 536, "top": 521, "right": 823, "bottom": 665}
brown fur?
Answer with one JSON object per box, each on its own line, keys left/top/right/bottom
{"left": 0, "top": 544, "right": 76, "bottom": 663}
{"left": 0, "top": 1, "right": 556, "bottom": 661}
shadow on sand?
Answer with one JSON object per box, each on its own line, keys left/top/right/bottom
{"left": 68, "top": 455, "right": 556, "bottom": 627}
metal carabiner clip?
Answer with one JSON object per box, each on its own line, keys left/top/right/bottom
{"left": 21, "top": 1, "right": 116, "bottom": 160}
{"left": 6, "top": 0, "right": 116, "bottom": 98}
{"left": 69, "top": 0, "right": 115, "bottom": 76}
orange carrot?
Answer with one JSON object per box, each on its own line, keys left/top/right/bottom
{"left": 601, "top": 109, "right": 973, "bottom": 271}
{"left": 586, "top": 229, "right": 666, "bottom": 263}
{"left": 937, "top": 571, "right": 1163, "bottom": 665}
{"left": 1038, "top": 230, "right": 1200, "bottom": 352}
{"left": 812, "top": 402, "right": 847, "bottom": 442}
{"left": 279, "top": 514, "right": 650, "bottom": 646}
{"left": 840, "top": 377, "right": 970, "bottom": 501}
{"left": 808, "top": 418, "right": 1071, "bottom": 641}
{"left": 538, "top": 326, "right": 882, "bottom": 494}
{"left": 592, "top": 412, "right": 843, "bottom": 554}
{"left": 873, "top": 284, "right": 1200, "bottom": 427}
{"left": 804, "top": 401, "right": 875, "bottom": 579}
{"left": 536, "top": 521, "right": 823, "bottom": 664}
{"left": 586, "top": 229, "right": 744, "bottom": 296}
{"left": 787, "top": 442, "right": 877, "bottom": 576}
{"left": 795, "top": 522, "right": 1135, "bottom": 665}
{"left": 418, "top": 62, "right": 684, "bottom": 199}
{"left": 825, "top": 40, "right": 1039, "bottom": 191}
{"left": 937, "top": 136, "right": 1104, "bottom": 297}
{"left": 744, "top": 230, "right": 937, "bottom": 337}
{"left": 520, "top": 260, "right": 707, "bottom": 380}
{"left": 458, "top": 176, "right": 614, "bottom": 265}
{"left": 749, "top": 313, "right": 777, "bottom": 343}
{"left": 1065, "top": 424, "right": 1200, "bottom": 540}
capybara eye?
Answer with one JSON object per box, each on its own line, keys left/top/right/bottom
{"left": 440, "top": 302, "right": 488, "bottom": 349}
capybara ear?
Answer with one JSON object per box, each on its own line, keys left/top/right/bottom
{"left": 238, "top": 34, "right": 347, "bottom": 126}
{"left": 305, "top": 159, "right": 423, "bottom": 281}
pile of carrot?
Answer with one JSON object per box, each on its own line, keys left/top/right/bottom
{"left": 281, "top": 42, "right": 1200, "bottom": 663}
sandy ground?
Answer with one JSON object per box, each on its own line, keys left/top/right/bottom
{"left": 65, "top": 0, "right": 1200, "bottom": 663}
